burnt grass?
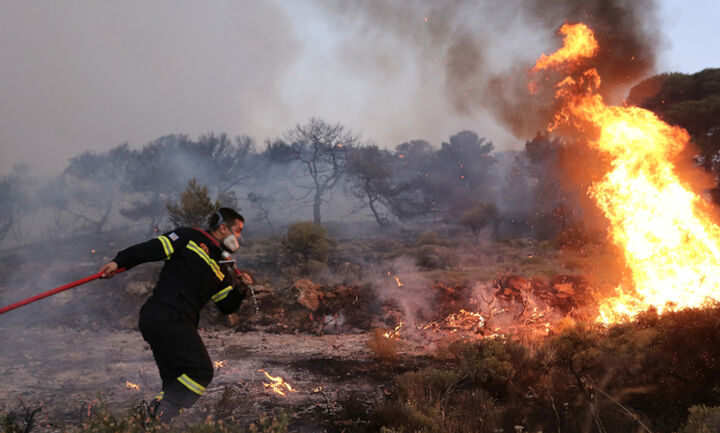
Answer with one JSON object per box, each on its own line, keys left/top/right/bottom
{"left": 2, "top": 229, "right": 720, "bottom": 432}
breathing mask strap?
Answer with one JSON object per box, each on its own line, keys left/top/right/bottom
{"left": 211, "top": 211, "right": 225, "bottom": 230}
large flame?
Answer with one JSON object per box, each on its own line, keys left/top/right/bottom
{"left": 533, "top": 23, "right": 599, "bottom": 72}
{"left": 533, "top": 23, "right": 720, "bottom": 323}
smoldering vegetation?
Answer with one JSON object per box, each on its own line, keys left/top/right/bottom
{"left": 0, "top": 119, "right": 606, "bottom": 325}
{"left": 2, "top": 114, "right": 718, "bottom": 432}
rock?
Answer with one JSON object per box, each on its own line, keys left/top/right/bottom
{"left": 294, "top": 279, "right": 323, "bottom": 311}
{"left": 125, "top": 281, "right": 152, "bottom": 297}
{"left": 226, "top": 313, "right": 241, "bottom": 327}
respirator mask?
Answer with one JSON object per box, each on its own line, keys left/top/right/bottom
{"left": 222, "top": 233, "right": 242, "bottom": 253}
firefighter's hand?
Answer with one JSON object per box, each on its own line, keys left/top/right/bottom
{"left": 237, "top": 271, "right": 254, "bottom": 286}
{"left": 99, "top": 261, "right": 119, "bottom": 278}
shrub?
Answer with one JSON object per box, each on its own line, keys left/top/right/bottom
{"left": 456, "top": 339, "right": 517, "bottom": 398}
{"left": 676, "top": 405, "right": 720, "bottom": 433}
{"left": 367, "top": 328, "right": 400, "bottom": 360}
{"left": 66, "top": 399, "right": 291, "bottom": 433}
{"left": 282, "top": 222, "right": 330, "bottom": 275}
{"left": 415, "top": 245, "right": 456, "bottom": 269}
{"left": 395, "top": 369, "right": 460, "bottom": 406}
{"left": 460, "top": 202, "right": 499, "bottom": 237}
{"left": 553, "top": 223, "right": 598, "bottom": 249}
{"left": 166, "top": 179, "right": 220, "bottom": 227}
{"left": 371, "top": 369, "right": 500, "bottom": 433}
{"left": 370, "top": 306, "right": 720, "bottom": 433}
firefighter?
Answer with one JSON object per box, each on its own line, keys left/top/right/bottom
{"left": 99, "top": 207, "right": 252, "bottom": 424}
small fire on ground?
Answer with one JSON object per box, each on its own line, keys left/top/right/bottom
{"left": 214, "top": 360, "right": 227, "bottom": 369}
{"left": 125, "top": 381, "right": 140, "bottom": 391}
{"left": 258, "top": 369, "right": 297, "bottom": 396}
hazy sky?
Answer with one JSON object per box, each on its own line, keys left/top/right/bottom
{"left": 0, "top": 0, "right": 717, "bottom": 175}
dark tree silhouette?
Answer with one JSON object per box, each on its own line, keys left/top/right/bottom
{"left": 284, "top": 117, "right": 359, "bottom": 224}
{"left": 346, "top": 145, "right": 395, "bottom": 227}
{"left": 58, "top": 144, "right": 133, "bottom": 233}
{"left": 0, "top": 165, "right": 32, "bottom": 244}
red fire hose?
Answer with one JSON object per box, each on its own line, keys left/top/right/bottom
{"left": 0, "top": 267, "right": 126, "bottom": 316}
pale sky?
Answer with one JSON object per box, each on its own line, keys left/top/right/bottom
{"left": 656, "top": 0, "right": 720, "bottom": 74}
{"left": 0, "top": 0, "right": 717, "bottom": 176}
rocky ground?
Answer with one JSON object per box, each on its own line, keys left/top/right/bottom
{"left": 0, "top": 234, "right": 616, "bottom": 432}
{"left": 0, "top": 323, "right": 435, "bottom": 432}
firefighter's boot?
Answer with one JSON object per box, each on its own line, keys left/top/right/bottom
{"left": 154, "top": 379, "right": 202, "bottom": 425}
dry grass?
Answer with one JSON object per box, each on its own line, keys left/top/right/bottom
{"left": 366, "top": 328, "right": 400, "bottom": 360}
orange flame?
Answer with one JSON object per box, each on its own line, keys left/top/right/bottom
{"left": 214, "top": 360, "right": 227, "bottom": 369}
{"left": 533, "top": 23, "right": 720, "bottom": 323}
{"left": 395, "top": 276, "right": 404, "bottom": 287}
{"left": 257, "top": 369, "right": 297, "bottom": 396}
{"left": 383, "top": 321, "right": 404, "bottom": 338}
{"left": 532, "top": 23, "right": 598, "bottom": 72}
{"left": 125, "top": 381, "right": 140, "bottom": 391}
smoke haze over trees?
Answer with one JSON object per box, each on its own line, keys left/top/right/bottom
{"left": 0, "top": 0, "right": 671, "bottom": 176}
{"left": 0, "top": 117, "right": 589, "bottom": 247}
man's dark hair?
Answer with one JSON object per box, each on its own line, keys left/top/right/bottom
{"left": 208, "top": 207, "right": 244, "bottom": 230}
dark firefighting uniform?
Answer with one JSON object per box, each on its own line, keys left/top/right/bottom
{"left": 112, "top": 227, "right": 246, "bottom": 421}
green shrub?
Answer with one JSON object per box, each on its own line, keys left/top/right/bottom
{"left": 371, "top": 306, "right": 720, "bottom": 433}
{"left": 415, "top": 245, "right": 456, "bottom": 269}
{"left": 282, "top": 222, "right": 330, "bottom": 275}
{"left": 676, "top": 405, "right": 720, "bottom": 433}
{"left": 460, "top": 202, "right": 499, "bottom": 237}
{"left": 395, "top": 369, "right": 460, "bottom": 406}
{"left": 456, "top": 339, "right": 517, "bottom": 398}
{"left": 371, "top": 369, "right": 500, "bottom": 433}
{"left": 166, "top": 179, "right": 221, "bottom": 227}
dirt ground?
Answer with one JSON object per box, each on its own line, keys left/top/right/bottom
{"left": 0, "top": 323, "right": 433, "bottom": 432}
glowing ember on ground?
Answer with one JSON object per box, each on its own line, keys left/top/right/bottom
{"left": 533, "top": 23, "right": 720, "bottom": 323}
{"left": 214, "top": 360, "right": 227, "bottom": 369}
{"left": 257, "top": 369, "right": 297, "bottom": 396}
{"left": 125, "top": 381, "right": 140, "bottom": 391}
{"left": 394, "top": 276, "right": 404, "bottom": 287}
{"left": 421, "top": 309, "right": 486, "bottom": 333}
{"left": 383, "top": 322, "right": 404, "bottom": 338}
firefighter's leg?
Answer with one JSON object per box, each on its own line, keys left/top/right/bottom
{"left": 139, "top": 301, "right": 214, "bottom": 424}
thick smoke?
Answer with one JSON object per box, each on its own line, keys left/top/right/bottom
{"left": 316, "top": 0, "right": 662, "bottom": 138}
{"left": 0, "top": 1, "right": 301, "bottom": 175}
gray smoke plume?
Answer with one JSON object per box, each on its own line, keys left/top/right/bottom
{"left": 315, "top": 0, "right": 662, "bottom": 138}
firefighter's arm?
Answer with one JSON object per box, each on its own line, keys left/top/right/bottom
{"left": 110, "top": 231, "right": 182, "bottom": 271}
{"left": 212, "top": 266, "right": 251, "bottom": 315}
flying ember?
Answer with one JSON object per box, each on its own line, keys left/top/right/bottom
{"left": 532, "top": 23, "right": 720, "bottom": 323}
